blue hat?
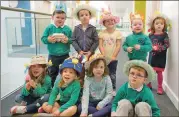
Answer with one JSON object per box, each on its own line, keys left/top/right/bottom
{"left": 59, "top": 58, "right": 82, "bottom": 76}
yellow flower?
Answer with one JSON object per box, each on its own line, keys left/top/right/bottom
{"left": 48, "top": 60, "right": 53, "bottom": 66}
{"left": 72, "top": 59, "right": 79, "bottom": 64}
{"left": 24, "top": 63, "right": 29, "bottom": 68}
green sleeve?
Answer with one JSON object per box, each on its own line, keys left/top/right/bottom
{"left": 32, "top": 76, "right": 51, "bottom": 97}
{"left": 122, "top": 37, "right": 129, "bottom": 52}
{"left": 140, "top": 36, "right": 152, "bottom": 52}
{"left": 41, "top": 26, "right": 51, "bottom": 44}
{"left": 112, "top": 83, "right": 126, "bottom": 112}
{"left": 59, "top": 81, "right": 81, "bottom": 113}
{"left": 48, "top": 79, "right": 60, "bottom": 106}
{"left": 21, "top": 83, "right": 30, "bottom": 96}
{"left": 145, "top": 90, "right": 160, "bottom": 116}
{"left": 67, "top": 28, "right": 72, "bottom": 44}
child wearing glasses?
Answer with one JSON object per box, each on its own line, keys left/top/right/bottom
{"left": 111, "top": 60, "right": 160, "bottom": 117}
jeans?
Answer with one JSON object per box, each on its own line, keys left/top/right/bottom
{"left": 77, "top": 100, "right": 111, "bottom": 117}
{"left": 15, "top": 94, "right": 50, "bottom": 113}
{"left": 108, "top": 60, "right": 118, "bottom": 90}
{"left": 48, "top": 54, "right": 69, "bottom": 87}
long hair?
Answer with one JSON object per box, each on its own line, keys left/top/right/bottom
{"left": 150, "top": 17, "right": 167, "bottom": 34}
{"left": 86, "top": 59, "right": 109, "bottom": 77}
{"left": 28, "top": 64, "right": 47, "bottom": 85}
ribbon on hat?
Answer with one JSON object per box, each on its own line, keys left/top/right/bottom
{"left": 54, "top": 1, "right": 67, "bottom": 13}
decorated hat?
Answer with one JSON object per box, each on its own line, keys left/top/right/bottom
{"left": 85, "top": 54, "right": 110, "bottom": 70}
{"left": 123, "top": 60, "right": 156, "bottom": 84}
{"left": 24, "top": 55, "right": 52, "bottom": 73}
{"left": 147, "top": 11, "right": 172, "bottom": 32}
{"left": 59, "top": 57, "right": 82, "bottom": 76}
{"left": 130, "top": 12, "right": 144, "bottom": 23}
{"left": 53, "top": 1, "right": 67, "bottom": 13}
{"left": 99, "top": 9, "right": 120, "bottom": 25}
{"left": 73, "top": 4, "right": 96, "bottom": 20}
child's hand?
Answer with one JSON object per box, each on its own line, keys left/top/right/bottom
{"left": 111, "top": 112, "right": 117, "bottom": 117}
{"left": 48, "top": 36, "right": 56, "bottom": 43}
{"left": 61, "top": 35, "right": 68, "bottom": 44}
{"left": 43, "top": 105, "right": 52, "bottom": 113}
{"left": 153, "top": 45, "right": 158, "bottom": 51}
{"left": 80, "top": 113, "right": 88, "bottom": 117}
{"left": 96, "top": 106, "right": 101, "bottom": 110}
{"left": 79, "top": 51, "right": 84, "bottom": 55}
{"left": 52, "top": 109, "right": 60, "bottom": 116}
{"left": 84, "top": 51, "right": 92, "bottom": 60}
{"left": 26, "top": 82, "right": 31, "bottom": 90}
{"left": 127, "top": 47, "right": 133, "bottom": 53}
{"left": 134, "top": 44, "right": 140, "bottom": 50}
{"left": 29, "top": 80, "right": 37, "bottom": 88}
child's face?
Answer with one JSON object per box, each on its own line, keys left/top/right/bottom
{"left": 128, "top": 68, "right": 146, "bottom": 88}
{"left": 131, "top": 19, "right": 143, "bottom": 33}
{"left": 78, "top": 9, "right": 91, "bottom": 24}
{"left": 154, "top": 19, "right": 165, "bottom": 32}
{"left": 92, "top": 60, "right": 105, "bottom": 78}
{"left": 104, "top": 19, "right": 115, "bottom": 29}
{"left": 30, "top": 64, "right": 44, "bottom": 77}
{"left": 61, "top": 68, "right": 77, "bottom": 84}
{"left": 52, "top": 13, "right": 66, "bottom": 27}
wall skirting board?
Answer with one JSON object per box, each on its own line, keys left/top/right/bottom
{"left": 163, "top": 81, "right": 179, "bottom": 111}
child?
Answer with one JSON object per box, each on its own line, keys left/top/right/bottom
{"left": 123, "top": 13, "right": 152, "bottom": 61}
{"left": 147, "top": 12, "right": 171, "bottom": 94}
{"left": 10, "top": 55, "right": 52, "bottom": 114}
{"left": 98, "top": 9, "right": 123, "bottom": 93}
{"left": 41, "top": 9, "right": 72, "bottom": 87}
{"left": 78, "top": 54, "right": 113, "bottom": 117}
{"left": 39, "top": 57, "right": 82, "bottom": 117}
{"left": 111, "top": 60, "right": 160, "bottom": 117}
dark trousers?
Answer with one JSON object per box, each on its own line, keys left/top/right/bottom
{"left": 48, "top": 54, "right": 69, "bottom": 87}
{"left": 15, "top": 94, "right": 50, "bottom": 113}
{"left": 108, "top": 60, "right": 118, "bottom": 90}
{"left": 77, "top": 100, "right": 111, "bottom": 117}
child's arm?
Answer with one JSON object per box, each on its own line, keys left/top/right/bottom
{"left": 72, "top": 27, "right": 82, "bottom": 53}
{"left": 159, "top": 34, "right": 170, "bottom": 52}
{"left": 41, "top": 26, "right": 52, "bottom": 44}
{"left": 21, "top": 83, "right": 31, "bottom": 96}
{"left": 80, "top": 77, "right": 90, "bottom": 115}
{"left": 111, "top": 39, "right": 122, "bottom": 60}
{"left": 32, "top": 76, "right": 51, "bottom": 97}
{"left": 139, "top": 36, "right": 152, "bottom": 52}
{"left": 98, "top": 32, "right": 105, "bottom": 55}
{"left": 48, "top": 79, "right": 60, "bottom": 106}
{"left": 97, "top": 76, "right": 113, "bottom": 109}
{"left": 122, "top": 37, "right": 129, "bottom": 52}
{"left": 58, "top": 81, "right": 81, "bottom": 113}
{"left": 90, "top": 28, "right": 99, "bottom": 53}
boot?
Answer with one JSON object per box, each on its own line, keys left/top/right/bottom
{"left": 157, "top": 71, "right": 163, "bottom": 95}
{"left": 147, "top": 82, "right": 152, "bottom": 90}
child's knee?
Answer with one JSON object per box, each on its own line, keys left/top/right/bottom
{"left": 135, "top": 102, "right": 151, "bottom": 111}
{"left": 118, "top": 99, "right": 132, "bottom": 107}
{"left": 135, "top": 102, "right": 152, "bottom": 116}
{"left": 15, "top": 94, "right": 24, "bottom": 103}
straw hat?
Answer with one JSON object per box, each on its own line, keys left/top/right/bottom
{"left": 99, "top": 11, "right": 120, "bottom": 25}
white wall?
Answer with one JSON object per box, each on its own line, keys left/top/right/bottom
{"left": 160, "top": 1, "right": 179, "bottom": 111}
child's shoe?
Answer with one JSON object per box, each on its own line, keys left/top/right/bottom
{"left": 147, "top": 82, "right": 152, "bottom": 90}
{"left": 38, "top": 107, "right": 45, "bottom": 113}
{"left": 10, "top": 106, "right": 26, "bottom": 115}
{"left": 157, "top": 87, "right": 163, "bottom": 95}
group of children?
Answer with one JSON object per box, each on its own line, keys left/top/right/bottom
{"left": 10, "top": 3, "right": 171, "bottom": 117}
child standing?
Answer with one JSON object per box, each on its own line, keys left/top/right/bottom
{"left": 39, "top": 57, "right": 82, "bottom": 117}
{"left": 123, "top": 13, "right": 152, "bottom": 61}
{"left": 98, "top": 10, "right": 123, "bottom": 93}
{"left": 10, "top": 55, "right": 52, "bottom": 115}
{"left": 111, "top": 60, "right": 160, "bottom": 117}
{"left": 41, "top": 9, "right": 72, "bottom": 87}
{"left": 147, "top": 12, "right": 170, "bottom": 94}
{"left": 72, "top": 4, "right": 99, "bottom": 59}
{"left": 78, "top": 54, "right": 113, "bottom": 117}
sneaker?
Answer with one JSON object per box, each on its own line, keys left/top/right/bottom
{"left": 10, "top": 106, "right": 26, "bottom": 115}
{"left": 157, "top": 88, "right": 163, "bottom": 95}
{"left": 38, "top": 107, "right": 45, "bottom": 113}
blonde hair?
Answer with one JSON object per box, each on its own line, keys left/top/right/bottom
{"left": 28, "top": 64, "right": 47, "bottom": 85}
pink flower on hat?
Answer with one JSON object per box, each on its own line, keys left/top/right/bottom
{"left": 99, "top": 10, "right": 120, "bottom": 25}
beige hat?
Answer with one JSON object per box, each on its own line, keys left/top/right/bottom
{"left": 73, "top": 4, "right": 96, "bottom": 20}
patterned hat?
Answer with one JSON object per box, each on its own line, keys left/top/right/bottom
{"left": 59, "top": 58, "right": 82, "bottom": 76}
{"left": 99, "top": 10, "right": 120, "bottom": 25}
{"left": 73, "top": 4, "right": 96, "bottom": 20}
{"left": 147, "top": 11, "right": 172, "bottom": 32}
{"left": 24, "top": 55, "right": 52, "bottom": 73}
{"left": 123, "top": 60, "right": 156, "bottom": 84}
{"left": 85, "top": 54, "right": 110, "bottom": 70}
